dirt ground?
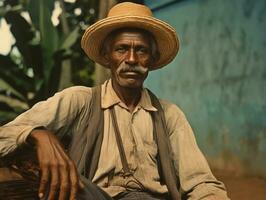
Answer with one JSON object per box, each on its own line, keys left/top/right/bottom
{"left": 213, "top": 170, "right": 266, "bottom": 200}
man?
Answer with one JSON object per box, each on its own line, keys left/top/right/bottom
{"left": 0, "top": 2, "right": 229, "bottom": 200}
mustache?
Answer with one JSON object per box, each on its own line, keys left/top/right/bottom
{"left": 117, "top": 63, "right": 149, "bottom": 75}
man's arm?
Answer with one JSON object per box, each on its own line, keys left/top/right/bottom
{"left": 0, "top": 86, "right": 91, "bottom": 200}
{"left": 162, "top": 100, "right": 230, "bottom": 199}
{"left": 0, "top": 86, "right": 91, "bottom": 156}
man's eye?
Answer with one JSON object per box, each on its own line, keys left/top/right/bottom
{"left": 115, "top": 47, "right": 126, "bottom": 53}
{"left": 138, "top": 48, "right": 148, "bottom": 54}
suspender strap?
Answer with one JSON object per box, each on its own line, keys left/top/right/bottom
{"left": 110, "top": 106, "right": 146, "bottom": 191}
{"left": 69, "top": 85, "right": 104, "bottom": 178}
{"left": 148, "top": 90, "right": 180, "bottom": 200}
{"left": 110, "top": 107, "right": 132, "bottom": 176}
{"left": 87, "top": 86, "right": 104, "bottom": 179}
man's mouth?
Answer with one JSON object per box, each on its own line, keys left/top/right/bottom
{"left": 120, "top": 71, "right": 142, "bottom": 78}
{"left": 122, "top": 71, "right": 139, "bottom": 75}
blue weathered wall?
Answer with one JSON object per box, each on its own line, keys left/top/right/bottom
{"left": 144, "top": 0, "right": 266, "bottom": 177}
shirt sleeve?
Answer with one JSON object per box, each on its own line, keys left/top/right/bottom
{"left": 0, "top": 86, "right": 92, "bottom": 157}
{"left": 161, "top": 100, "right": 230, "bottom": 200}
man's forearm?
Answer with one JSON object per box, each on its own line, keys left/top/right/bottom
{"left": 0, "top": 124, "right": 39, "bottom": 157}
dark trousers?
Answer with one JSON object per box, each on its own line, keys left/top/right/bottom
{"left": 78, "top": 177, "right": 168, "bottom": 200}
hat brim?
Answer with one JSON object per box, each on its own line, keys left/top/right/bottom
{"left": 81, "top": 16, "right": 179, "bottom": 70}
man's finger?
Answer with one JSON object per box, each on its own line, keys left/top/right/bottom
{"left": 69, "top": 161, "right": 79, "bottom": 200}
{"left": 54, "top": 143, "right": 80, "bottom": 199}
{"left": 39, "top": 165, "right": 49, "bottom": 199}
{"left": 58, "top": 162, "right": 70, "bottom": 200}
{"left": 47, "top": 166, "right": 59, "bottom": 200}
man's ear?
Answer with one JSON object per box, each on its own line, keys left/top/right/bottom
{"left": 149, "top": 57, "right": 159, "bottom": 69}
{"left": 149, "top": 51, "right": 160, "bottom": 68}
{"left": 102, "top": 53, "right": 111, "bottom": 67}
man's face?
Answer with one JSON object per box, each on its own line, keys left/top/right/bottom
{"left": 105, "top": 30, "right": 153, "bottom": 89}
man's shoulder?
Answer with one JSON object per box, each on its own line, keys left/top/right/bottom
{"left": 60, "top": 85, "right": 92, "bottom": 94}
{"left": 159, "top": 98, "right": 183, "bottom": 113}
{"left": 144, "top": 88, "right": 185, "bottom": 117}
{"left": 157, "top": 98, "right": 187, "bottom": 122}
{"left": 157, "top": 98, "right": 189, "bottom": 133}
{"left": 48, "top": 86, "right": 94, "bottom": 106}
{"left": 55, "top": 86, "right": 93, "bottom": 98}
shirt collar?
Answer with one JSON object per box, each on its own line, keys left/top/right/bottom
{"left": 101, "top": 79, "right": 157, "bottom": 112}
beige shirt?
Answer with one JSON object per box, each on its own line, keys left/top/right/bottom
{"left": 0, "top": 80, "right": 229, "bottom": 199}
{"left": 93, "top": 80, "right": 167, "bottom": 196}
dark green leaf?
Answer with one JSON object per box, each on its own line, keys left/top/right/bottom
{"left": 27, "top": 0, "right": 58, "bottom": 75}
{"left": 0, "top": 89, "right": 26, "bottom": 102}
{"left": 60, "top": 26, "right": 80, "bottom": 50}
{"left": 0, "top": 54, "right": 34, "bottom": 96}
{"left": 4, "top": 10, "right": 44, "bottom": 78}
{"left": 27, "top": 0, "right": 54, "bottom": 30}
{"left": 0, "top": 101, "right": 15, "bottom": 112}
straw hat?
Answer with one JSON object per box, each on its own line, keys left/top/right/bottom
{"left": 81, "top": 2, "right": 179, "bottom": 70}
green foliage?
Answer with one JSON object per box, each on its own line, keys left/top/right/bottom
{"left": 0, "top": 0, "right": 99, "bottom": 125}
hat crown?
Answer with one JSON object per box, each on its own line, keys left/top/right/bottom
{"left": 108, "top": 2, "right": 153, "bottom": 18}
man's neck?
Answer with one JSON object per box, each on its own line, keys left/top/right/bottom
{"left": 111, "top": 81, "right": 142, "bottom": 113}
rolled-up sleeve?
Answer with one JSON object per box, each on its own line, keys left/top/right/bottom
{"left": 161, "top": 100, "right": 230, "bottom": 199}
{"left": 0, "top": 86, "right": 92, "bottom": 157}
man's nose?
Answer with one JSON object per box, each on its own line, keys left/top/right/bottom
{"left": 125, "top": 49, "right": 137, "bottom": 65}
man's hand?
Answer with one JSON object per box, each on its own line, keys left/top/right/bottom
{"left": 29, "top": 129, "right": 83, "bottom": 200}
